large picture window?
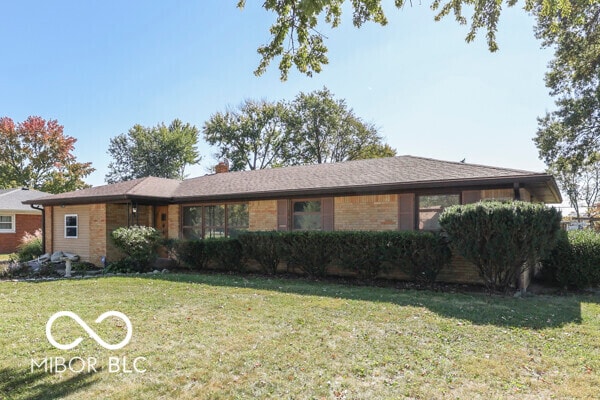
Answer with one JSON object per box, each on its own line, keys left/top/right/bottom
{"left": 228, "top": 203, "right": 249, "bottom": 237}
{"left": 418, "top": 194, "right": 460, "bottom": 230}
{"left": 205, "top": 205, "right": 225, "bottom": 238}
{"left": 0, "top": 215, "right": 14, "bottom": 233}
{"left": 65, "top": 214, "right": 78, "bottom": 238}
{"left": 182, "top": 206, "right": 202, "bottom": 240}
{"left": 181, "top": 203, "right": 249, "bottom": 239}
{"left": 292, "top": 200, "right": 322, "bottom": 231}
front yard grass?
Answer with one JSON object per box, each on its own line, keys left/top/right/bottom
{"left": 1, "top": 273, "right": 599, "bottom": 399}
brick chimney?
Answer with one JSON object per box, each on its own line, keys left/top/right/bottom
{"left": 215, "top": 161, "right": 229, "bottom": 174}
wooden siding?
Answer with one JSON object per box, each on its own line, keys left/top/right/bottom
{"left": 481, "top": 188, "right": 514, "bottom": 200}
{"left": 51, "top": 205, "right": 91, "bottom": 261}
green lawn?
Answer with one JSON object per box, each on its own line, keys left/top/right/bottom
{"left": 0, "top": 254, "right": 11, "bottom": 262}
{"left": 1, "top": 273, "right": 599, "bottom": 399}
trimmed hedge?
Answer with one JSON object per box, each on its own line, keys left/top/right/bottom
{"left": 542, "top": 230, "right": 600, "bottom": 289}
{"left": 174, "top": 240, "right": 209, "bottom": 270}
{"left": 204, "top": 238, "right": 246, "bottom": 272}
{"left": 439, "top": 201, "right": 561, "bottom": 292}
{"left": 280, "top": 231, "right": 337, "bottom": 278}
{"left": 170, "top": 231, "right": 453, "bottom": 283}
{"left": 237, "top": 232, "right": 283, "bottom": 274}
{"left": 334, "top": 231, "right": 393, "bottom": 280}
{"left": 387, "top": 231, "right": 452, "bottom": 286}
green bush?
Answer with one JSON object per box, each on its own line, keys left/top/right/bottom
{"left": 16, "top": 229, "right": 43, "bottom": 262}
{"left": 237, "top": 232, "right": 283, "bottom": 274}
{"left": 542, "top": 230, "right": 600, "bottom": 289}
{"left": 334, "top": 231, "right": 393, "bottom": 280}
{"left": 439, "top": 201, "right": 561, "bottom": 292}
{"left": 387, "top": 231, "right": 452, "bottom": 286}
{"left": 280, "top": 232, "right": 337, "bottom": 277}
{"left": 110, "top": 225, "right": 162, "bottom": 272}
{"left": 173, "top": 240, "right": 209, "bottom": 270}
{"left": 204, "top": 238, "right": 245, "bottom": 272}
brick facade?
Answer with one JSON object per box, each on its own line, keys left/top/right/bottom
{"left": 335, "top": 195, "right": 398, "bottom": 231}
{"left": 249, "top": 200, "right": 278, "bottom": 231}
{"left": 0, "top": 213, "right": 42, "bottom": 254}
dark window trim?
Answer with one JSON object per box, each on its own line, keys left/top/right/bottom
{"left": 416, "top": 192, "right": 462, "bottom": 231}
{"left": 291, "top": 198, "right": 323, "bottom": 231}
{"left": 180, "top": 203, "right": 249, "bottom": 239}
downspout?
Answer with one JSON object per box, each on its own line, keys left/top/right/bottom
{"left": 30, "top": 204, "right": 45, "bottom": 254}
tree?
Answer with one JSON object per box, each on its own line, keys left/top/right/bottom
{"left": 285, "top": 87, "right": 396, "bottom": 164}
{"left": 533, "top": 0, "right": 600, "bottom": 171}
{"left": 552, "top": 162, "right": 600, "bottom": 221}
{"left": 238, "top": 0, "right": 573, "bottom": 80}
{"left": 106, "top": 119, "right": 201, "bottom": 183}
{"left": 0, "top": 116, "right": 94, "bottom": 193}
{"left": 203, "top": 100, "right": 290, "bottom": 171}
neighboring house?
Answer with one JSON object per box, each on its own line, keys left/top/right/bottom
{"left": 24, "top": 156, "right": 562, "bottom": 283}
{"left": 0, "top": 188, "right": 48, "bottom": 254}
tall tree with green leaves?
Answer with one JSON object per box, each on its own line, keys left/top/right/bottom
{"left": 106, "top": 119, "right": 201, "bottom": 183}
{"left": 534, "top": 0, "right": 600, "bottom": 168}
{"left": 0, "top": 116, "right": 94, "bottom": 193}
{"left": 533, "top": 0, "right": 600, "bottom": 208}
{"left": 203, "top": 100, "right": 290, "bottom": 171}
{"left": 238, "top": 0, "right": 574, "bottom": 80}
{"left": 285, "top": 87, "right": 396, "bottom": 165}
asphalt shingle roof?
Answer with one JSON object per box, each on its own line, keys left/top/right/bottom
{"left": 0, "top": 188, "right": 49, "bottom": 212}
{"left": 24, "top": 156, "right": 561, "bottom": 205}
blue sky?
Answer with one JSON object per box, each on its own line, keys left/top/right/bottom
{"left": 0, "top": 1, "right": 555, "bottom": 187}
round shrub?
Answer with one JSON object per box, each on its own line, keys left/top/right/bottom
{"left": 110, "top": 225, "right": 162, "bottom": 272}
{"left": 439, "top": 201, "right": 561, "bottom": 292}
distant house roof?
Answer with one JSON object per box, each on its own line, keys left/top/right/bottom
{"left": 24, "top": 156, "right": 563, "bottom": 205}
{"left": 0, "top": 188, "right": 49, "bottom": 212}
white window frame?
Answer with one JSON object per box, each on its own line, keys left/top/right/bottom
{"left": 0, "top": 214, "right": 15, "bottom": 233}
{"left": 64, "top": 214, "right": 78, "bottom": 238}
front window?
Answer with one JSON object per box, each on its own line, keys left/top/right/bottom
{"left": 293, "top": 200, "right": 322, "bottom": 231}
{"left": 0, "top": 215, "right": 14, "bottom": 232}
{"left": 228, "top": 204, "right": 249, "bottom": 237}
{"left": 205, "top": 205, "right": 225, "bottom": 238}
{"left": 181, "top": 204, "right": 249, "bottom": 239}
{"left": 65, "top": 214, "right": 78, "bottom": 238}
{"left": 182, "top": 206, "right": 202, "bottom": 240}
{"left": 418, "top": 194, "right": 460, "bottom": 230}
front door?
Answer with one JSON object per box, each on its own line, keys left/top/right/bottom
{"left": 154, "top": 206, "right": 169, "bottom": 258}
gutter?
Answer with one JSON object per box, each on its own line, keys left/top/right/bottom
{"left": 30, "top": 204, "right": 45, "bottom": 254}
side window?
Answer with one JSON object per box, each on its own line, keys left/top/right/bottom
{"left": 292, "top": 200, "right": 322, "bottom": 231}
{"left": 418, "top": 194, "right": 460, "bottom": 230}
{"left": 65, "top": 214, "right": 78, "bottom": 238}
{"left": 0, "top": 215, "right": 14, "bottom": 232}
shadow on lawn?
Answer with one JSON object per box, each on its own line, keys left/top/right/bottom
{"left": 0, "top": 367, "right": 96, "bottom": 400}
{"left": 142, "top": 272, "right": 599, "bottom": 330}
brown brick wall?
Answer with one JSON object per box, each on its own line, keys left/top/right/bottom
{"left": 168, "top": 205, "right": 180, "bottom": 239}
{"left": 335, "top": 194, "right": 398, "bottom": 231}
{"left": 105, "top": 204, "right": 128, "bottom": 263}
{"left": 89, "top": 204, "right": 107, "bottom": 265}
{"left": 249, "top": 200, "right": 278, "bottom": 231}
{"left": 0, "top": 213, "right": 42, "bottom": 254}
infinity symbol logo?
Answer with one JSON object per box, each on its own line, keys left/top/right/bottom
{"left": 46, "top": 311, "right": 133, "bottom": 350}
